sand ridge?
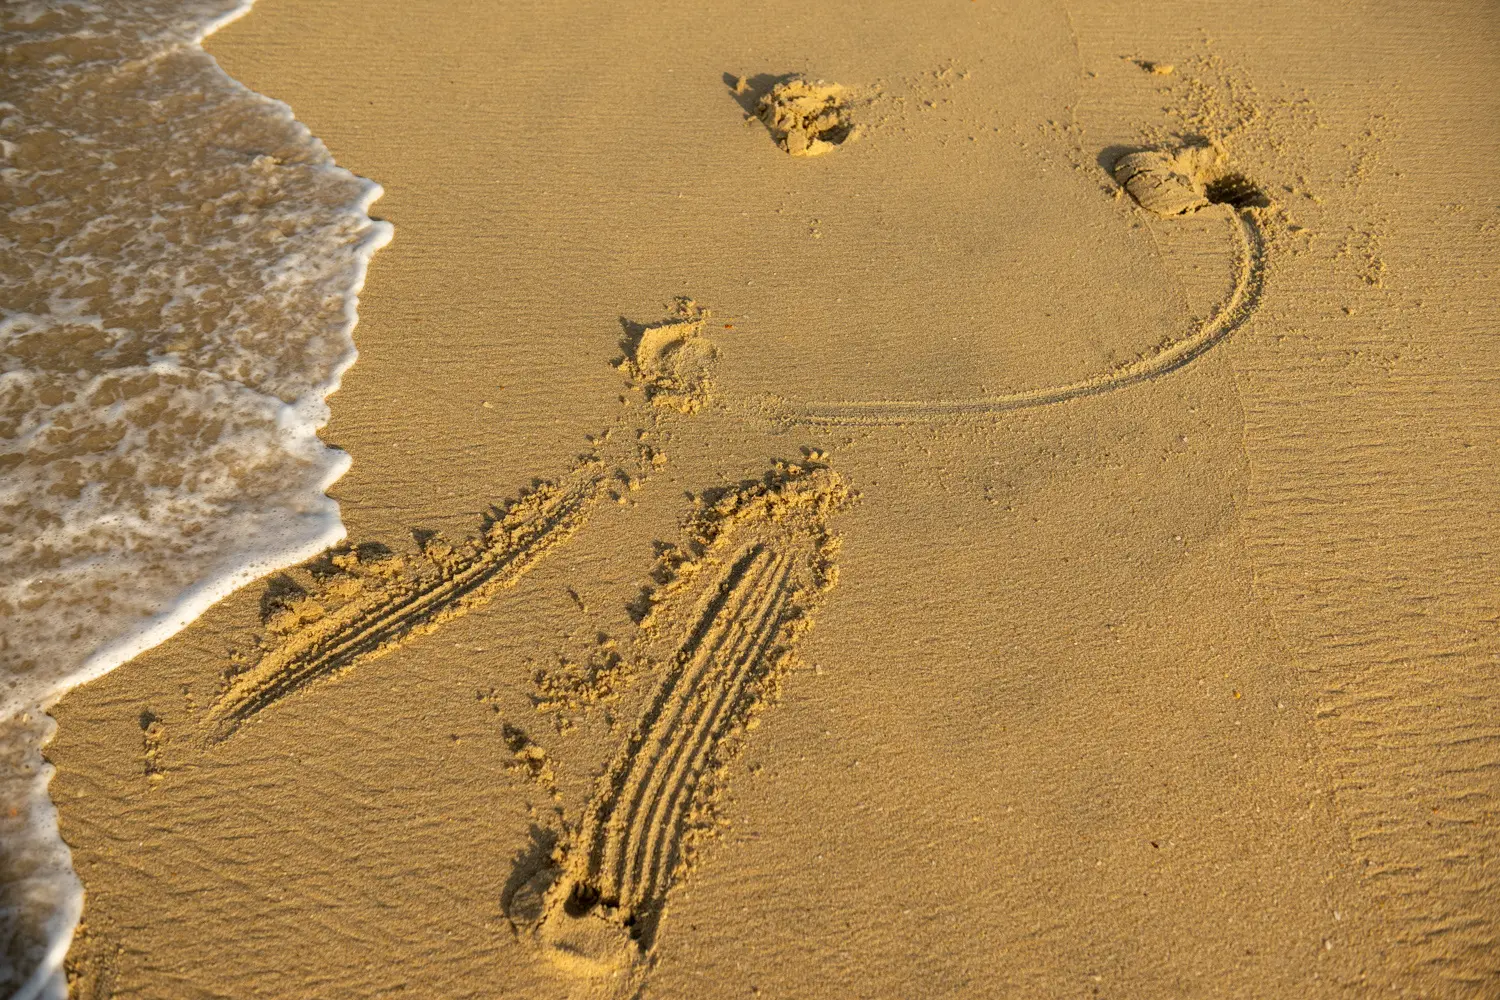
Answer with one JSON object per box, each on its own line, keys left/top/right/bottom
{"left": 506, "top": 464, "right": 851, "bottom": 996}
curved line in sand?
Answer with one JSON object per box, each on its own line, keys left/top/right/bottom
{"left": 785, "top": 208, "right": 1266, "bottom": 427}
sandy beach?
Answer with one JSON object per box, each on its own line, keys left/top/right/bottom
{"left": 7, "top": 0, "right": 1497, "bottom": 997}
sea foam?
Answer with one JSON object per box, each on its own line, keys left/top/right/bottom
{"left": 0, "top": 2, "right": 390, "bottom": 995}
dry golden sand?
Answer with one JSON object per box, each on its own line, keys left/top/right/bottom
{"left": 47, "top": 1, "right": 1499, "bottom": 997}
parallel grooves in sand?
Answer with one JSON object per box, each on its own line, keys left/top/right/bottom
{"left": 789, "top": 209, "right": 1265, "bottom": 426}
{"left": 617, "top": 550, "right": 793, "bottom": 908}
{"left": 634, "top": 558, "right": 795, "bottom": 911}
{"left": 586, "top": 545, "right": 772, "bottom": 888}
{"left": 544, "top": 464, "right": 850, "bottom": 958}
{"left": 206, "top": 468, "right": 608, "bottom": 739}
{"left": 584, "top": 540, "right": 805, "bottom": 946}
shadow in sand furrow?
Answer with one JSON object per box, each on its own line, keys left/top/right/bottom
{"left": 204, "top": 467, "right": 611, "bottom": 741}
{"left": 506, "top": 463, "right": 852, "bottom": 995}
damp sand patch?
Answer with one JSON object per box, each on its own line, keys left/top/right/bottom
{"left": 0, "top": 1, "right": 391, "bottom": 992}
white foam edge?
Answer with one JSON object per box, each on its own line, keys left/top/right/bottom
{"left": 7, "top": 2, "right": 394, "bottom": 994}
{"left": 20, "top": 143, "right": 394, "bottom": 714}
{"left": 38, "top": 452, "right": 353, "bottom": 711}
{"left": 191, "top": 1, "right": 258, "bottom": 46}
{"left": 8, "top": 453, "right": 349, "bottom": 1000}
{"left": 8, "top": 712, "right": 77, "bottom": 1000}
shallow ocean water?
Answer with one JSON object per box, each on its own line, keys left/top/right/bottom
{"left": 0, "top": 2, "right": 388, "bottom": 994}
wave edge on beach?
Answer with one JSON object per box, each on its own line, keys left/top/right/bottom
{"left": 0, "top": 2, "right": 389, "bottom": 995}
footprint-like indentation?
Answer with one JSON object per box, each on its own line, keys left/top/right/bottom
{"left": 617, "top": 299, "right": 719, "bottom": 414}
{"left": 1114, "top": 142, "right": 1268, "bottom": 216}
{"left": 755, "top": 78, "right": 859, "bottom": 157}
{"left": 509, "top": 463, "right": 852, "bottom": 992}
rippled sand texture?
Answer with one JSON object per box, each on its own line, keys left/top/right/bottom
{"left": 1, "top": 1, "right": 388, "bottom": 995}
{"left": 1068, "top": 15, "right": 1500, "bottom": 991}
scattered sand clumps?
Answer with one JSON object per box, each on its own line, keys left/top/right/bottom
{"left": 756, "top": 78, "right": 859, "bottom": 157}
